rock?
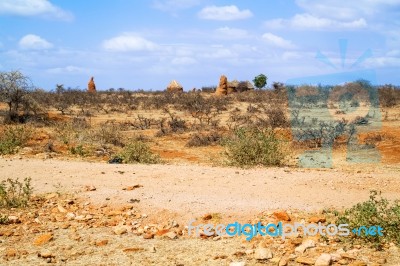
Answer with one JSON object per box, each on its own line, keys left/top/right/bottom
{"left": 149, "top": 245, "right": 156, "bottom": 253}
{"left": 296, "top": 257, "right": 316, "bottom": 265}
{"left": 203, "top": 214, "right": 213, "bottom": 220}
{"left": 254, "top": 247, "right": 273, "bottom": 260}
{"left": 230, "top": 262, "right": 246, "bottom": 266}
{"left": 215, "top": 75, "right": 228, "bottom": 96}
{"left": 58, "top": 205, "right": 67, "bottom": 213}
{"left": 95, "top": 240, "right": 108, "bottom": 246}
{"left": 34, "top": 233, "right": 53, "bottom": 246}
{"left": 143, "top": 233, "right": 154, "bottom": 239}
{"left": 113, "top": 226, "right": 128, "bottom": 235}
{"left": 84, "top": 185, "right": 96, "bottom": 191}
{"left": 165, "top": 231, "right": 177, "bottom": 240}
{"left": 348, "top": 261, "right": 367, "bottom": 266}
{"left": 295, "top": 239, "right": 316, "bottom": 254}
{"left": 166, "top": 80, "right": 183, "bottom": 93}
{"left": 7, "top": 216, "right": 20, "bottom": 224}
{"left": 273, "top": 210, "right": 291, "bottom": 221}
{"left": 315, "top": 253, "right": 332, "bottom": 266}
{"left": 123, "top": 247, "right": 144, "bottom": 252}
{"left": 38, "top": 249, "right": 53, "bottom": 259}
{"left": 66, "top": 212, "right": 75, "bottom": 220}
{"left": 270, "top": 257, "right": 281, "bottom": 264}
{"left": 88, "top": 77, "right": 96, "bottom": 93}
{"left": 308, "top": 216, "right": 326, "bottom": 223}
{"left": 123, "top": 185, "right": 142, "bottom": 191}
{"left": 5, "top": 248, "right": 17, "bottom": 257}
{"left": 279, "top": 257, "right": 289, "bottom": 266}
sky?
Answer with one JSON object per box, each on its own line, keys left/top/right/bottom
{"left": 0, "top": 0, "right": 399, "bottom": 91}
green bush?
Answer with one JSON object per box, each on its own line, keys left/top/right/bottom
{"left": 0, "top": 177, "right": 33, "bottom": 208}
{"left": 0, "top": 125, "right": 32, "bottom": 155}
{"left": 222, "top": 127, "right": 287, "bottom": 167}
{"left": 337, "top": 190, "right": 400, "bottom": 246}
{"left": 119, "top": 140, "right": 160, "bottom": 164}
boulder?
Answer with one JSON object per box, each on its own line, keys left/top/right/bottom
{"left": 167, "top": 80, "right": 183, "bottom": 93}
{"left": 88, "top": 77, "right": 96, "bottom": 93}
{"left": 227, "top": 80, "right": 239, "bottom": 94}
{"left": 215, "top": 75, "right": 228, "bottom": 96}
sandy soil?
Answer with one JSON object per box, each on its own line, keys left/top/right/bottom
{"left": 1, "top": 158, "right": 399, "bottom": 224}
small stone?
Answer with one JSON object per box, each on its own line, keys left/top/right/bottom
{"left": 34, "top": 233, "right": 53, "bottom": 246}
{"left": 149, "top": 245, "right": 156, "bottom": 253}
{"left": 308, "top": 216, "right": 326, "bottom": 223}
{"left": 66, "top": 212, "right": 75, "bottom": 220}
{"left": 295, "top": 239, "right": 316, "bottom": 254}
{"left": 296, "top": 257, "right": 316, "bottom": 265}
{"left": 273, "top": 210, "right": 291, "bottom": 221}
{"left": 348, "top": 261, "right": 367, "bottom": 266}
{"left": 95, "top": 240, "right": 108, "bottom": 246}
{"left": 57, "top": 205, "right": 67, "bottom": 213}
{"left": 270, "top": 257, "right": 281, "bottom": 264}
{"left": 279, "top": 257, "right": 289, "bottom": 266}
{"left": 113, "top": 226, "right": 128, "bottom": 235}
{"left": 123, "top": 247, "right": 144, "bottom": 252}
{"left": 165, "top": 231, "right": 177, "bottom": 240}
{"left": 39, "top": 250, "right": 53, "bottom": 259}
{"left": 376, "top": 258, "right": 386, "bottom": 264}
{"left": 203, "top": 214, "right": 213, "bottom": 220}
{"left": 254, "top": 247, "right": 273, "bottom": 260}
{"left": 143, "top": 233, "right": 154, "bottom": 239}
{"left": 315, "top": 253, "right": 332, "bottom": 266}
{"left": 84, "top": 185, "right": 96, "bottom": 191}
{"left": 7, "top": 216, "right": 20, "bottom": 224}
{"left": 230, "top": 262, "right": 246, "bottom": 266}
{"left": 5, "top": 248, "right": 17, "bottom": 257}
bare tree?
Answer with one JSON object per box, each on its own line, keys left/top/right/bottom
{"left": 0, "top": 70, "right": 33, "bottom": 122}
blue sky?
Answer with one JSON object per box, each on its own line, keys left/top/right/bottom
{"left": 0, "top": 0, "right": 399, "bottom": 91}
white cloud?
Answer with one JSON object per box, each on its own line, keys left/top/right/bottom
{"left": 296, "top": 0, "right": 400, "bottom": 20}
{"left": 201, "top": 48, "right": 237, "bottom": 59}
{"left": 265, "top": 13, "right": 367, "bottom": 30}
{"left": 47, "top": 65, "right": 88, "bottom": 74}
{"left": 262, "top": 33, "right": 296, "bottom": 49}
{"left": 215, "top": 27, "right": 249, "bottom": 39}
{"left": 0, "top": 0, "right": 73, "bottom": 21}
{"left": 103, "top": 34, "right": 158, "bottom": 52}
{"left": 198, "top": 5, "right": 253, "bottom": 21}
{"left": 19, "top": 34, "right": 53, "bottom": 50}
{"left": 171, "top": 57, "right": 197, "bottom": 65}
{"left": 153, "top": 0, "right": 201, "bottom": 12}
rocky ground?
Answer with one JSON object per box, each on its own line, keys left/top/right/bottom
{"left": 1, "top": 158, "right": 400, "bottom": 265}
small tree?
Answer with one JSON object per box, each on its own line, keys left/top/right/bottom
{"left": 253, "top": 74, "right": 268, "bottom": 90}
{"left": 0, "top": 71, "right": 33, "bottom": 122}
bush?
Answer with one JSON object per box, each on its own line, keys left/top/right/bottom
{"left": 186, "top": 132, "right": 222, "bottom": 147}
{"left": 337, "top": 191, "right": 400, "bottom": 247}
{"left": 0, "top": 125, "right": 32, "bottom": 154}
{"left": 222, "top": 127, "right": 287, "bottom": 167}
{"left": 0, "top": 177, "right": 33, "bottom": 208}
{"left": 119, "top": 140, "right": 160, "bottom": 164}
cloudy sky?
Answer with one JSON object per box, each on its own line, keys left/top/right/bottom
{"left": 0, "top": 0, "right": 399, "bottom": 90}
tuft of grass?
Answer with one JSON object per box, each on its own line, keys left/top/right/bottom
{"left": 0, "top": 177, "right": 33, "bottom": 208}
{"left": 337, "top": 190, "right": 400, "bottom": 247}
{"left": 0, "top": 125, "right": 32, "bottom": 155}
{"left": 222, "top": 127, "right": 287, "bottom": 168}
{"left": 119, "top": 140, "right": 160, "bottom": 164}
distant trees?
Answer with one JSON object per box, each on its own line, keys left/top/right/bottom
{"left": 253, "top": 74, "right": 268, "bottom": 89}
